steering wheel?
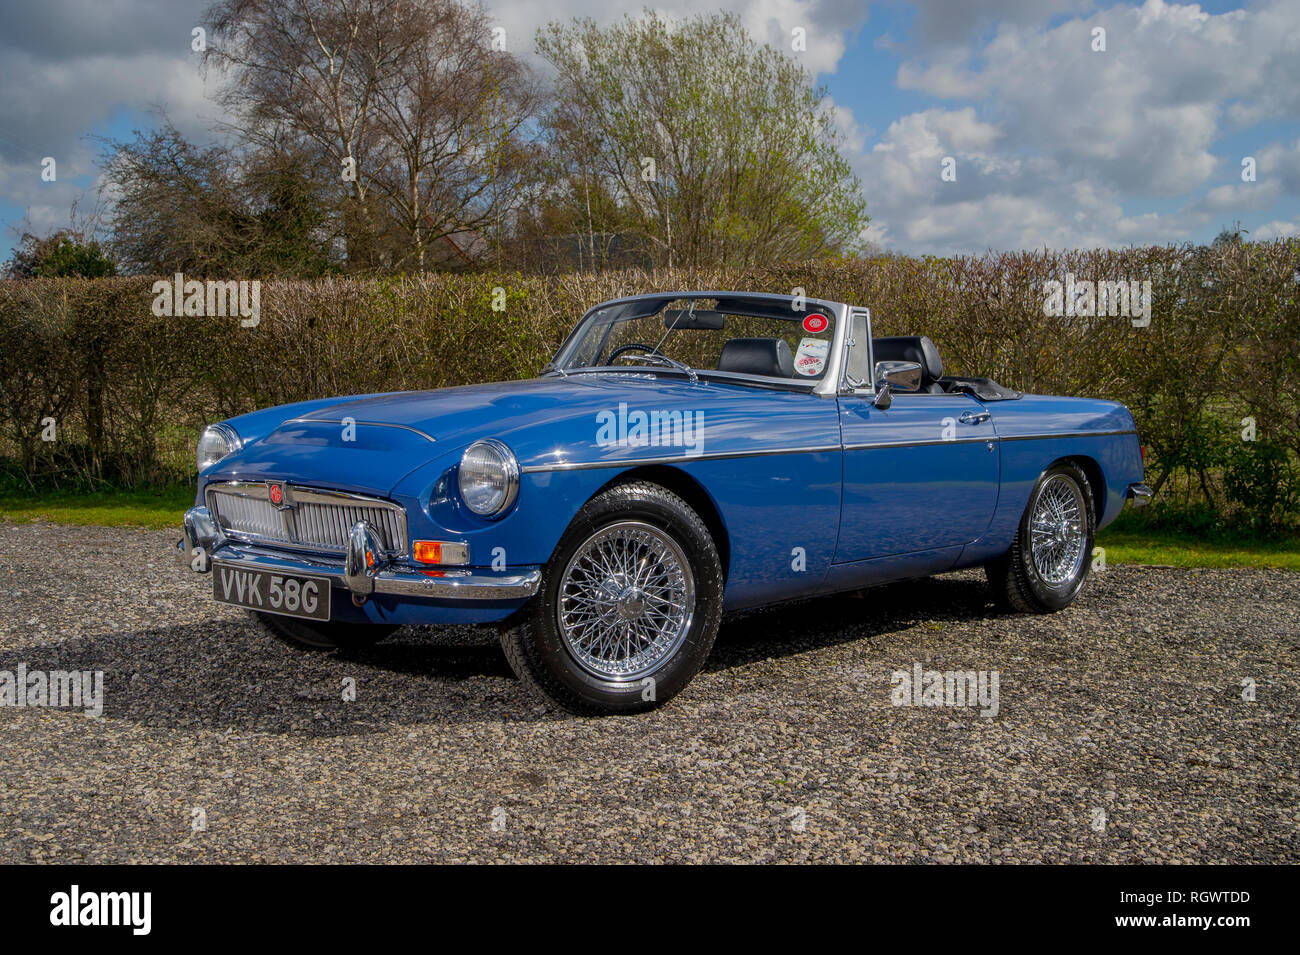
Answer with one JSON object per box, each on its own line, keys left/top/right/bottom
{"left": 607, "top": 342, "right": 668, "bottom": 364}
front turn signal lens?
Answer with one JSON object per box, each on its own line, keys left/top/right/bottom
{"left": 413, "top": 540, "right": 470, "bottom": 566}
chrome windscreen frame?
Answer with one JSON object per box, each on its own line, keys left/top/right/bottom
{"left": 548, "top": 291, "right": 853, "bottom": 396}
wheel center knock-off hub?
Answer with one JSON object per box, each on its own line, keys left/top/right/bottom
{"left": 616, "top": 591, "right": 647, "bottom": 620}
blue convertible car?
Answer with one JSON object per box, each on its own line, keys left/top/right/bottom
{"left": 178, "top": 291, "right": 1150, "bottom": 714}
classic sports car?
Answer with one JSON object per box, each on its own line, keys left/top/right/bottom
{"left": 178, "top": 291, "right": 1151, "bottom": 714}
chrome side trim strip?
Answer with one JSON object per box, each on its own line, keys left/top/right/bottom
{"left": 843, "top": 429, "right": 1136, "bottom": 451}
{"left": 520, "top": 445, "right": 842, "bottom": 473}
{"left": 998, "top": 429, "right": 1137, "bottom": 441}
{"left": 281, "top": 418, "right": 437, "bottom": 443}
{"left": 842, "top": 436, "right": 992, "bottom": 451}
{"left": 519, "top": 428, "right": 1138, "bottom": 473}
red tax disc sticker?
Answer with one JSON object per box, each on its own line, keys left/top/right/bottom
{"left": 802, "top": 313, "right": 829, "bottom": 334}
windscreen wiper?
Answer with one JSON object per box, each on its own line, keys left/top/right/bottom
{"left": 640, "top": 353, "right": 698, "bottom": 383}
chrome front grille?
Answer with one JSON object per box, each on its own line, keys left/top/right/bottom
{"left": 294, "top": 499, "right": 406, "bottom": 553}
{"left": 206, "top": 482, "right": 408, "bottom": 557}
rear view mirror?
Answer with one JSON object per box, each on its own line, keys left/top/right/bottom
{"left": 872, "top": 360, "right": 922, "bottom": 409}
{"left": 664, "top": 309, "right": 725, "bottom": 331}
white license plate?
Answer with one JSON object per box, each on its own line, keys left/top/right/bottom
{"left": 213, "top": 563, "right": 332, "bottom": 621}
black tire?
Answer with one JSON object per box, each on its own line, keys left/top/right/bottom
{"left": 250, "top": 610, "right": 399, "bottom": 651}
{"left": 500, "top": 481, "right": 724, "bottom": 715}
{"left": 986, "top": 461, "right": 1097, "bottom": 613}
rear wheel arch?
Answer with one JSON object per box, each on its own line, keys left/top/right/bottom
{"left": 1058, "top": 454, "right": 1105, "bottom": 521}
{"left": 987, "top": 459, "right": 1097, "bottom": 613}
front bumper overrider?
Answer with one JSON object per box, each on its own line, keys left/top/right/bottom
{"left": 176, "top": 505, "right": 541, "bottom": 602}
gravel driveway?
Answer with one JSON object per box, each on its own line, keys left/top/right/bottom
{"left": 1, "top": 521, "right": 1296, "bottom": 863}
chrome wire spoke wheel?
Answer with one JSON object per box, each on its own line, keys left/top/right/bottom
{"left": 557, "top": 521, "right": 695, "bottom": 681}
{"left": 1028, "top": 474, "right": 1087, "bottom": 586}
{"left": 987, "top": 462, "right": 1095, "bottom": 615}
{"left": 501, "top": 481, "right": 723, "bottom": 714}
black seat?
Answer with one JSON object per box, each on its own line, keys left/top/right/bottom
{"left": 871, "top": 336, "right": 945, "bottom": 394}
{"left": 717, "top": 338, "right": 795, "bottom": 378}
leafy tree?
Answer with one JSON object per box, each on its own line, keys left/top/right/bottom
{"left": 534, "top": 10, "right": 869, "bottom": 269}
{"left": 3, "top": 231, "right": 117, "bottom": 278}
{"left": 1213, "top": 221, "right": 1248, "bottom": 247}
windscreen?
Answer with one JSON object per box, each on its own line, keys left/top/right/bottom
{"left": 554, "top": 299, "right": 837, "bottom": 382}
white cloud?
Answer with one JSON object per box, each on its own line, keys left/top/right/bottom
{"left": 0, "top": 46, "right": 217, "bottom": 239}
{"left": 894, "top": 0, "right": 1270, "bottom": 196}
{"left": 492, "top": 0, "right": 867, "bottom": 74}
{"left": 1252, "top": 218, "right": 1299, "bottom": 241}
{"left": 1253, "top": 138, "right": 1300, "bottom": 196}
{"left": 1190, "top": 181, "right": 1282, "bottom": 216}
{"left": 906, "top": 0, "right": 1095, "bottom": 47}
{"left": 849, "top": 0, "right": 1300, "bottom": 254}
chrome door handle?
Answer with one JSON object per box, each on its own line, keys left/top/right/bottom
{"left": 959, "top": 410, "right": 991, "bottom": 425}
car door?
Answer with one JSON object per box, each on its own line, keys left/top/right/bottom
{"left": 833, "top": 311, "right": 1000, "bottom": 563}
{"left": 836, "top": 392, "right": 1000, "bottom": 562}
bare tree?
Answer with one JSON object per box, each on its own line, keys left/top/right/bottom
{"left": 206, "top": 0, "right": 540, "bottom": 271}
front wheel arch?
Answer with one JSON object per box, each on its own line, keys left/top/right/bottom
{"left": 591, "top": 465, "right": 730, "bottom": 582}
{"left": 500, "top": 480, "right": 725, "bottom": 714}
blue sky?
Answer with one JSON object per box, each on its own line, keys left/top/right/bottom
{"left": 2, "top": 0, "right": 1298, "bottom": 263}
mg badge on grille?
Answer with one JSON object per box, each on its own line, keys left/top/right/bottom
{"left": 267, "top": 482, "right": 292, "bottom": 509}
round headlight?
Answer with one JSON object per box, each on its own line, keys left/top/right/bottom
{"left": 458, "top": 439, "right": 519, "bottom": 517}
{"left": 197, "top": 423, "right": 242, "bottom": 472}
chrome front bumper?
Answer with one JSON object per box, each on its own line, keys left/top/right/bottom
{"left": 1127, "top": 483, "right": 1153, "bottom": 508}
{"left": 177, "top": 505, "right": 540, "bottom": 602}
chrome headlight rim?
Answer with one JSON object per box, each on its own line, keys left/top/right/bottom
{"left": 196, "top": 422, "right": 242, "bottom": 473}
{"left": 458, "top": 438, "right": 520, "bottom": 519}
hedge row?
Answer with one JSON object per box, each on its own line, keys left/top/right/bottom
{"left": 2, "top": 242, "right": 1298, "bottom": 531}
